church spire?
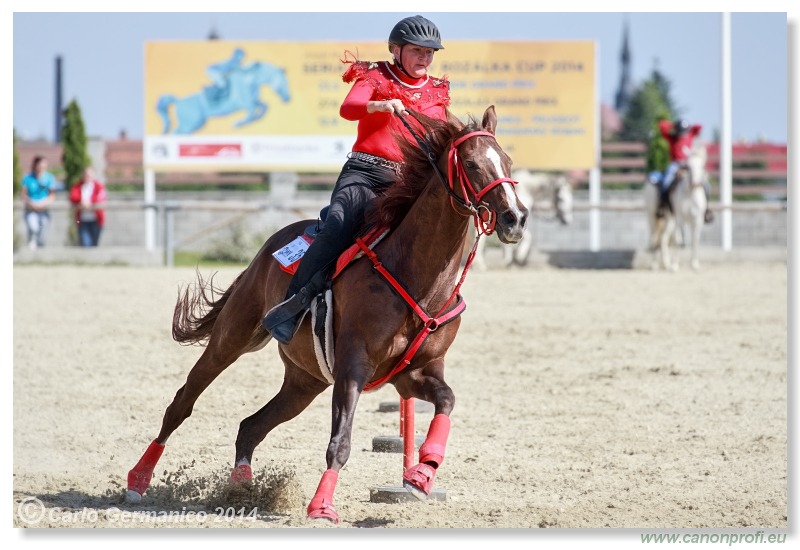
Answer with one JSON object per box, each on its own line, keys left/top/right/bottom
{"left": 208, "top": 18, "right": 220, "bottom": 40}
{"left": 615, "top": 17, "right": 634, "bottom": 113}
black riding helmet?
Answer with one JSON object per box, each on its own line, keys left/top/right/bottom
{"left": 388, "top": 15, "right": 444, "bottom": 51}
{"left": 673, "top": 119, "right": 690, "bottom": 135}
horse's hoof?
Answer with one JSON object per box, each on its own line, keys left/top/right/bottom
{"left": 307, "top": 499, "right": 340, "bottom": 524}
{"left": 127, "top": 469, "right": 153, "bottom": 496}
{"left": 402, "top": 463, "right": 437, "bottom": 500}
{"left": 230, "top": 464, "right": 252, "bottom": 484}
{"left": 125, "top": 490, "right": 142, "bottom": 504}
{"left": 403, "top": 480, "right": 429, "bottom": 501}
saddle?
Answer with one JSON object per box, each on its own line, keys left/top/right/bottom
{"left": 203, "top": 82, "right": 231, "bottom": 105}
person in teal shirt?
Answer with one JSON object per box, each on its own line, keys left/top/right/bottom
{"left": 21, "top": 156, "right": 56, "bottom": 249}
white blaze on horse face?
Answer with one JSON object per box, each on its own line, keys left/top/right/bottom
{"left": 486, "top": 146, "right": 524, "bottom": 217}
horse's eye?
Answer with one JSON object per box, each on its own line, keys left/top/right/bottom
{"left": 464, "top": 161, "right": 478, "bottom": 169}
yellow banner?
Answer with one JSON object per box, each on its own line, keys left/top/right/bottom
{"left": 144, "top": 41, "right": 595, "bottom": 170}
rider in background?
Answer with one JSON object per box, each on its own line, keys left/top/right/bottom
{"left": 654, "top": 118, "right": 713, "bottom": 222}
{"left": 262, "top": 15, "right": 450, "bottom": 344}
{"left": 205, "top": 48, "right": 246, "bottom": 103}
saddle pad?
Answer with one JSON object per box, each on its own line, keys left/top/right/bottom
{"left": 310, "top": 289, "right": 335, "bottom": 384}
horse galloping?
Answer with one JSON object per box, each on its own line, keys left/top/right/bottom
{"left": 645, "top": 142, "right": 709, "bottom": 271}
{"left": 473, "top": 170, "right": 573, "bottom": 270}
{"left": 157, "top": 61, "right": 291, "bottom": 135}
{"left": 126, "top": 106, "right": 528, "bottom": 524}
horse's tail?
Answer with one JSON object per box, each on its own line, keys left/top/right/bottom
{"left": 172, "top": 268, "right": 246, "bottom": 346}
{"left": 157, "top": 95, "right": 176, "bottom": 134}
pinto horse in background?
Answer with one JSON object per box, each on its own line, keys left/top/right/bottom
{"left": 645, "top": 141, "right": 709, "bottom": 271}
{"left": 473, "top": 170, "right": 573, "bottom": 271}
{"left": 126, "top": 106, "right": 528, "bottom": 524}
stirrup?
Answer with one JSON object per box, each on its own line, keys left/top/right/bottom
{"left": 266, "top": 309, "right": 310, "bottom": 344}
{"left": 263, "top": 272, "right": 327, "bottom": 342}
{"left": 263, "top": 292, "right": 312, "bottom": 331}
{"left": 261, "top": 292, "right": 311, "bottom": 330}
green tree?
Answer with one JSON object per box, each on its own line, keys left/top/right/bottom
{"left": 13, "top": 128, "right": 22, "bottom": 197}
{"left": 650, "top": 66, "right": 680, "bottom": 118}
{"left": 61, "top": 99, "right": 90, "bottom": 189}
{"left": 646, "top": 110, "right": 672, "bottom": 173}
{"left": 619, "top": 78, "right": 674, "bottom": 143}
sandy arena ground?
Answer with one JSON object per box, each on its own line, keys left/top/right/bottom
{"left": 12, "top": 259, "right": 788, "bottom": 531}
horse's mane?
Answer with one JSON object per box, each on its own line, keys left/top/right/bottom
{"left": 362, "top": 110, "right": 480, "bottom": 233}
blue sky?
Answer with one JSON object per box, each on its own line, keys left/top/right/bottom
{"left": 10, "top": 7, "right": 790, "bottom": 145}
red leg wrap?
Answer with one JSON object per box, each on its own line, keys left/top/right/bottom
{"left": 306, "top": 469, "right": 340, "bottom": 524}
{"left": 229, "top": 464, "right": 253, "bottom": 484}
{"left": 127, "top": 440, "right": 165, "bottom": 495}
{"left": 418, "top": 414, "right": 450, "bottom": 467}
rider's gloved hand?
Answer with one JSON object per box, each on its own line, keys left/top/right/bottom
{"left": 367, "top": 99, "right": 408, "bottom": 115}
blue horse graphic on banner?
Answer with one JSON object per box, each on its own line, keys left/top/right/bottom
{"left": 157, "top": 48, "right": 291, "bottom": 134}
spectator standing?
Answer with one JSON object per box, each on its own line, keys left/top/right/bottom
{"left": 21, "top": 156, "right": 56, "bottom": 249}
{"left": 69, "top": 166, "right": 107, "bottom": 247}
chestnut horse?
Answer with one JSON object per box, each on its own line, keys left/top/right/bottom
{"left": 125, "top": 106, "right": 528, "bottom": 524}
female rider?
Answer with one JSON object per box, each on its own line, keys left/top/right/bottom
{"left": 263, "top": 15, "right": 451, "bottom": 343}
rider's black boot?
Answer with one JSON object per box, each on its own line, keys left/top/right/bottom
{"left": 657, "top": 188, "right": 670, "bottom": 219}
{"left": 262, "top": 271, "right": 327, "bottom": 344}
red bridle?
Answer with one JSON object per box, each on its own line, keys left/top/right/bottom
{"left": 447, "top": 130, "right": 518, "bottom": 235}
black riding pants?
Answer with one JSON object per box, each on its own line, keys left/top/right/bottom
{"left": 285, "top": 157, "right": 398, "bottom": 297}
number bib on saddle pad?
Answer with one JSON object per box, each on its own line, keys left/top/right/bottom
{"left": 272, "top": 236, "right": 313, "bottom": 269}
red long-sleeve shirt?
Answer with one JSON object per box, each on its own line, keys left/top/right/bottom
{"left": 659, "top": 120, "right": 702, "bottom": 162}
{"left": 340, "top": 60, "right": 450, "bottom": 162}
{"left": 69, "top": 178, "right": 107, "bottom": 226}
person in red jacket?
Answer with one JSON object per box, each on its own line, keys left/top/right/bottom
{"left": 263, "top": 14, "right": 450, "bottom": 344}
{"left": 69, "top": 166, "right": 107, "bottom": 246}
{"left": 655, "top": 119, "right": 713, "bottom": 222}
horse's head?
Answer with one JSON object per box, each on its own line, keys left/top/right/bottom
{"left": 252, "top": 62, "right": 291, "bottom": 103}
{"left": 685, "top": 142, "right": 708, "bottom": 188}
{"left": 552, "top": 175, "right": 574, "bottom": 225}
{"left": 446, "top": 106, "right": 528, "bottom": 244}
